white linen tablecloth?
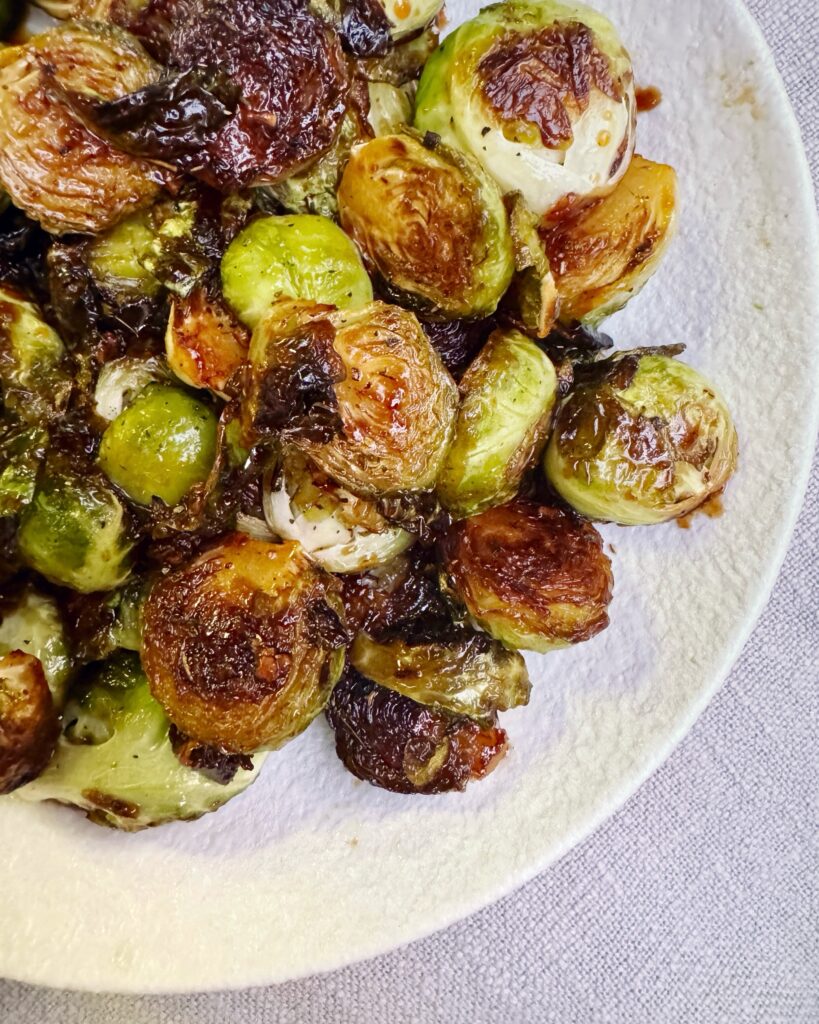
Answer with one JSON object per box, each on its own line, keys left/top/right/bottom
{"left": 2, "top": 0, "right": 817, "bottom": 1019}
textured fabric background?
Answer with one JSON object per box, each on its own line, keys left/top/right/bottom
{"left": 2, "top": 0, "right": 817, "bottom": 1019}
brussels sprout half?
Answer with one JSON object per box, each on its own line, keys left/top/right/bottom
{"left": 93, "top": 356, "right": 168, "bottom": 423}
{"left": 98, "top": 384, "right": 219, "bottom": 507}
{"left": 166, "top": 288, "right": 250, "bottom": 398}
{"left": 542, "top": 155, "right": 678, "bottom": 326}
{"left": 437, "top": 327, "right": 558, "bottom": 518}
{"left": 0, "top": 284, "right": 69, "bottom": 424}
{"left": 221, "top": 214, "right": 373, "bottom": 330}
{"left": 338, "top": 131, "right": 514, "bottom": 320}
{"left": 245, "top": 299, "right": 459, "bottom": 498}
{"left": 263, "top": 448, "right": 413, "bottom": 574}
{"left": 544, "top": 351, "right": 738, "bottom": 525}
{"left": 0, "top": 23, "right": 163, "bottom": 234}
{"left": 142, "top": 534, "right": 348, "bottom": 752}
{"left": 326, "top": 668, "right": 508, "bottom": 794}
{"left": 441, "top": 499, "right": 614, "bottom": 653}
{"left": 0, "top": 651, "right": 60, "bottom": 795}
{"left": 17, "top": 653, "right": 267, "bottom": 830}
{"left": 415, "top": 0, "right": 635, "bottom": 218}
{"left": 0, "top": 586, "right": 72, "bottom": 705}
{"left": 350, "top": 628, "right": 530, "bottom": 720}
{"left": 18, "top": 470, "right": 134, "bottom": 594}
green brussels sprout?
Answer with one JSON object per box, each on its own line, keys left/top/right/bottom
{"left": 542, "top": 155, "right": 678, "bottom": 326}
{"left": 0, "top": 421, "right": 47, "bottom": 517}
{"left": 18, "top": 469, "right": 133, "bottom": 593}
{"left": 350, "top": 628, "right": 530, "bottom": 720}
{"left": 142, "top": 534, "right": 348, "bottom": 753}
{"left": 414, "top": 0, "right": 635, "bottom": 218}
{"left": 16, "top": 653, "right": 267, "bottom": 830}
{"left": 93, "top": 355, "right": 167, "bottom": 422}
{"left": 221, "top": 214, "right": 373, "bottom": 330}
{"left": 437, "top": 328, "right": 557, "bottom": 518}
{"left": 0, "top": 651, "right": 59, "bottom": 795}
{"left": 244, "top": 299, "right": 458, "bottom": 498}
{"left": 0, "top": 284, "right": 69, "bottom": 423}
{"left": 0, "top": 585, "right": 72, "bottom": 704}
{"left": 544, "top": 350, "right": 738, "bottom": 525}
{"left": 98, "top": 384, "right": 218, "bottom": 507}
{"left": 263, "top": 447, "right": 413, "bottom": 573}
{"left": 367, "top": 81, "right": 413, "bottom": 136}
{"left": 441, "top": 499, "right": 613, "bottom": 653}
{"left": 338, "top": 131, "right": 514, "bottom": 320}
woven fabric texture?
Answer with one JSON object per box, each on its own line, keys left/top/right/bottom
{"left": 2, "top": 0, "right": 817, "bottom": 1019}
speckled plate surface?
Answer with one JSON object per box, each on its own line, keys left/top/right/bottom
{"left": 1, "top": 0, "right": 817, "bottom": 994}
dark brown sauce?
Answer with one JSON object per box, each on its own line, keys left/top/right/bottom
{"left": 676, "top": 492, "right": 724, "bottom": 529}
{"left": 635, "top": 86, "right": 663, "bottom": 113}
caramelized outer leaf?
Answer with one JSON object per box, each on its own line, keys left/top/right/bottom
{"left": 0, "top": 651, "right": 60, "bottom": 795}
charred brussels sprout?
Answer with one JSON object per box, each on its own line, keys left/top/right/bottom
{"left": 264, "top": 448, "right": 413, "bottom": 574}
{"left": 542, "top": 155, "right": 678, "bottom": 326}
{"left": 350, "top": 628, "right": 530, "bottom": 720}
{"left": 326, "top": 669, "right": 507, "bottom": 794}
{"left": 221, "top": 215, "right": 373, "bottom": 329}
{"left": 0, "top": 284, "right": 69, "bottom": 423}
{"left": 98, "top": 384, "right": 218, "bottom": 507}
{"left": 0, "top": 24, "right": 163, "bottom": 234}
{"left": 142, "top": 534, "right": 348, "bottom": 752}
{"left": 18, "top": 470, "right": 133, "bottom": 593}
{"left": 544, "top": 351, "right": 738, "bottom": 525}
{"left": 0, "top": 586, "right": 72, "bottom": 704}
{"left": 442, "top": 500, "right": 613, "bottom": 653}
{"left": 415, "top": 0, "right": 635, "bottom": 218}
{"left": 367, "top": 81, "right": 413, "bottom": 136}
{"left": 245, "top": 300, "right": 458, "bottom": 497}
{"left": 166, "top": 288, "right": 249, "bottom": 398}
{"left": 0, "top": 652, "right": 60, "bottom": 795}
{"left": 17, "top": 652, "right": 266, "bottom": 830}
{"left": 437, "top": 328, "right": 557, "bottom": 518}
{"left": 338, "top": 132, "right": 514, "bottom": 319}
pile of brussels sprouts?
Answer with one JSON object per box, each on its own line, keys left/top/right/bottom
{"left": 0, "top": 0, "right": 737, "bottom": 828}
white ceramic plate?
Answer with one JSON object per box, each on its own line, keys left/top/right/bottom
{"left": 1, "top": 0, "right": 817, "bottom": 994}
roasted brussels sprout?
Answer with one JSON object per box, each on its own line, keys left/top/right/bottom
{"left": 0, "top": 284, "right": 69, "bottom": 423}
{"left": 221, "top": 215, "right": 373, "bottom": 330}
{"left": 18, "top": 469, "right": 134, "bottom": 593}
{"left": 86, "top": 209, "right": 163, "bottom": 305}
{"left": 338, "top": 131, "right": 514, "bottom": 319}
{"left": 544, "top": 350, "right": 738, "bottom": 524}
{"left": 415, "top": 0, "right": 635, "bottom": 218}
{"left": 367, "top": 81, "right": 412, "bottom": 136}
{"left": 167, "top": 0, "right": 349, "bottom": 188}
{"left": 245, "top": 300, "right": 459, "bottom": 497}
{"left": 98, "top": 384, "right": 218, "bottom": 507}
{"left": 326, "top": 668, "right": 507, "bottom": 794}
{"left": 437, "top": 328, "right": 557, "bottom": 518}
{"left": 0, "top": 586, "right": 72, "bottom": 703}
{"left": 541, "top": 155, "right": 678, "bottom": 325}
{"left": 166, "top": 288, "right": 249, "bottom": 398}
{"left": 264, "top": 448, "right": 413, "bottom": 573}
{"left": 0, "top": 652, "right": 60, "bottom": 795}
{"left": 93, "top": 355, "right": 167, "bottom": 422}
{"left": 17, "top": 652, "right": 266, "bottom": 829}
{"left": 0, "top": 422, "right": 47, "bottom": 518}
{"left": 0, "top": 24, "right": 164, "bottom": 234}
{"left": 142, "top": 533, "right": 347, "bottom": 752}
{"left": 350, "top": 627, "right": 530, "bottom": 720}
{"left": 441, "top": 500, "right": 613, "bottom": 652}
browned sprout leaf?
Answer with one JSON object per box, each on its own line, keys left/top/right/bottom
{"left": 0, "top": 651, "right": 60, "bottom": 794}
{"left": 166, "top": 287, "right": 249, "bottom": 397}
{"left": 0, "top": 24, "right": 165, "bottom": 235}
{"left": 326, "top": 668, "right": 507, "bottom": 794}
{"left": 441, "top": 499, "right": 613, "bottom": 653}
